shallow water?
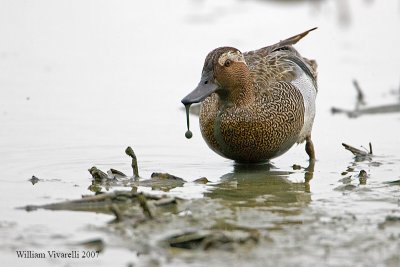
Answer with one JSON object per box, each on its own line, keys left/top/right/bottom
{"left": 1, "top": 0, "right": 400, "bottom": 266}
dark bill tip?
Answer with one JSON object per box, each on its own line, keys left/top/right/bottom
{"left": 181, "top": 81, "right": 219, "bottom": 105}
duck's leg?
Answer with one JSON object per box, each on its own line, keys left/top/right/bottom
{"left": 303, "top": 158, "right": 315, "bottom": 193}
{"left": 305, "top": 135, "right": 315, "bottom": 161}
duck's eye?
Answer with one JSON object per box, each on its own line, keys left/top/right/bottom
{"left": 224, "top": 59, "right": 232, "bottom": 67}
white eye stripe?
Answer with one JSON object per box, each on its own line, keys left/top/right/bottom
{"left": 218, "top": 51, "right": 246, "bottom": 66}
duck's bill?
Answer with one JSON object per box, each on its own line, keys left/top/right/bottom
{"left": 181, "top": 76, "right": 219, "bottom": 105}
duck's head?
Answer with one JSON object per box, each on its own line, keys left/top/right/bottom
{"left": 181, "top": 47, "right": 250, "bottom": 105}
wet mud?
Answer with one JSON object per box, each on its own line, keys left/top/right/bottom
{"left": 19, "top": 147, "right": 400, "bottom": 266}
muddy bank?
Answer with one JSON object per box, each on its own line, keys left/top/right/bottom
{"left": 20, "top": 147, "right": 400, "bottom": 266}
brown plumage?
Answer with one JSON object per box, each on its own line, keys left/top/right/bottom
{"left": 182, "top": 28, "right": 318, "bottom": 163}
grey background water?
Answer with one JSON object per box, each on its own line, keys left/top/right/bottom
{"left": 1, "top": 0, "right": 400, "bottom": 266}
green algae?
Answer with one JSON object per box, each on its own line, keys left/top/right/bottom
{"left": 184, "top": 104, "right": 193, "bottom": 139}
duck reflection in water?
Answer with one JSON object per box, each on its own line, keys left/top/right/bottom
{"left": 205, "top": 161, "right": 314, "bottom": 215}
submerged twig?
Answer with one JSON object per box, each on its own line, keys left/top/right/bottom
{"left": 110, "top": 204, "right": 124, "bottom": 222}
{"left": 353, "top": 79, "right": 366, "bottom": 109}
{"left": 21, "top": 190, "right": 163, "bottom": 212}
{"left": 88, "top": 166, "right": 108, "bottom": 182}
{"left": 342, "top": 142, "right": 373, "bottom": 157}
{"left": 331, "top": 79, "right": 400, "bottom": 117}
{"left": 137, "top": 192, "right": 153, "bottom": 219}
{"left": 332, "top": 103, "right": 400, "bottom": 118}
{"left": 125, "top": 146, "right": 139, "bottom": 178}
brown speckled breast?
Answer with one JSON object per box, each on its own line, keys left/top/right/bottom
{"left": 199, "top": 81, "right": 304, "bottom": 163}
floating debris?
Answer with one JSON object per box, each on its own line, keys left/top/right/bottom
{"left": 21, "top": 190, "right": 163, "bottom": 213}
{"left": 151, "top": 172, "right": 185, "bottom": 181}
{"left": 342, "top": 142, "right": 373, "bottom": 158}
{"left": 167, "top": 231, "right": 208, "bottom": 250}
{"left": 383, "top": 179, "right": 400, "bottom": 186}
{"left": 193, "top": 177, "right": 209, "bottom": 184}
{"left": 357, "top": 170, "right": 368, "bottom": 185}
{"left": 292, "top": 164, "right": 302, "bottom": 170}
{"left": 88, "top": 166, "right": 108, "bottom": 182}
{"left": 78, "top": 238, "right": 105, "bottom": 252}
{"left": 87, "top": 182, "right": 103, "bottom": 193}
{"left": 378, "top": 215, "right": 400, "bottom": 229}
{"left": 353, "top": 80, "right": 366, "bottom": 108}
{"left": 331, "top": 79, "right": 400, "bottom": 117}
{"left": 165, "top": 230, "right": 259, "bottom": 251}
{"left": 138, "top": 173, "right": 186, "bottom": 191}
{"left": 90, "top": 166, "right": 130, "bottom": 182}
{"left": 28, "top": 175, "right": 40, "bottom": 185}
{"left": 87, "top": 149, "right": 187, "bottom": 192}
{"left": 107, "top": 168, "right": 127, "bottom": 179}
{"left": 125, "top": 146, "right": 139, "bottom": 178}
{"left": 384, "top": 215, "right": 400, "bottom": 222}
{"left": 332, "top": 104, "right": 400, "bottom": 118}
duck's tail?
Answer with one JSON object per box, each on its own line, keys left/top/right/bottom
{"left": 275, "top": 28, "right": 319, "bottom": 89}
{"left": 248, "top": 27, "right": 317, "bottom": 56}
{"left": 244, "top": 27, "right": 318, "bottom": 84}
{"left": 276, "top": 27, "right": 317, "bottom": 47}
{"left": 275, "top": 28, "right": 318, "bottom": 85}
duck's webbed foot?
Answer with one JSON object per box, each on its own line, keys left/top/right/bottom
{"left": 305, "top": 135, "right": 315, "bottom": 161}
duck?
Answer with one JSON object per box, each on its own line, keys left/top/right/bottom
{"left": 181, "top": 28, "right": 318, "bottom": 163}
